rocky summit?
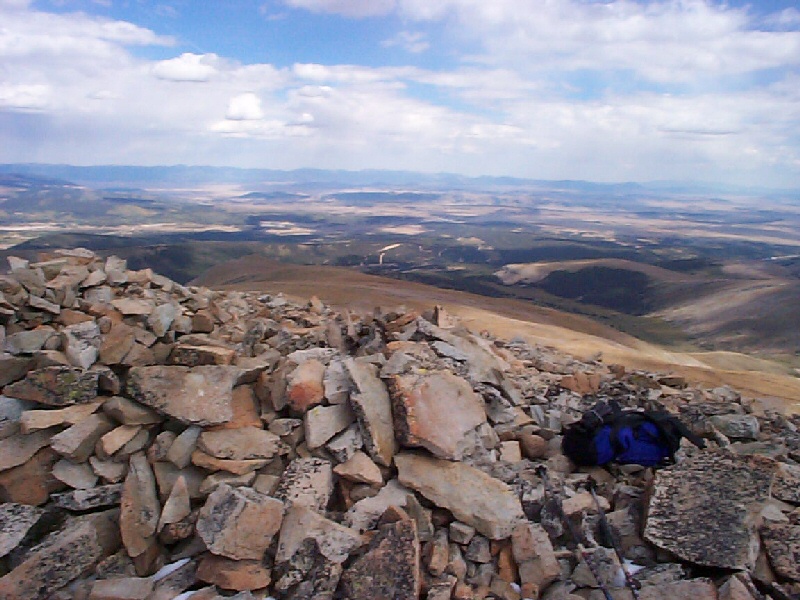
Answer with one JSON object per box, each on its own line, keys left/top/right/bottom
{"left": 0, "top": 249, "right": 798, "bottom": 600}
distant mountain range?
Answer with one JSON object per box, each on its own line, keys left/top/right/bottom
{"left": 1, "top": 163, "right": 796, "bottom": 197}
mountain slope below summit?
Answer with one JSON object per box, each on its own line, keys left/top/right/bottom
{"left": 193, "top": 255, "right": 800, "bottom": 410}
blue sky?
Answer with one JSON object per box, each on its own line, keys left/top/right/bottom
{"left": 1, "top": 0, "right": 799, "bottom": 187}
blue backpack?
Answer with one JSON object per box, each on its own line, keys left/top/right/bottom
{"left": 562, "top": 400, "right": 705, "bottom": 467}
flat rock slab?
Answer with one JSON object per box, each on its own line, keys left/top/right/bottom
{"left": 196, "top": 554, "right": 271, "bottom": 592}
{"left": 0, "top": 427, "right": 57, "bottom": 472}
{"left": 390, "top": 370, "right": 486, "bottom": 460}
{"left": 340, "top": 518, "right": 420, "bottom": 600}
{"left": 274, "top": 457, "right": 333, "bottom": 513}
{"left": 0, "top": 509, "right": 121, "bottom": 600}
{"left": 4, "top": 366, "right": 99, "bottom": 406}
{"left": 276, "top": 504, "right": 362, "bottom": 564}
{"left": 0, "top": 503, "right": 44, "bottom": 558}
{"left": 197, "top": 483, "right": 284, "bottom": 560}
{"left": 197, "top": 427, "right": 286, "bottom": 461}
{"left": 345, "top": 359, "right": 396, "bottom": 467}
{"left": 761, "top": 522, "right": 800, "bottom": 581}
{"left": 127, "top": 365, "right": 241, "bottom": 426}
{"left": 644, "top": 451, "right": 776, "bottom": 570}
{"left": 396, "top": 452, "right": 525, "bottom": 540}
{"left": 52, "top": 484, "right": 123, "bottom": 511}
{"left": 120, "top": 453, "right": 161, "bottom": 558}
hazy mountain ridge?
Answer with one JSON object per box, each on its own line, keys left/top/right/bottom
{"left": 2, "top": 164, "right": 798, "bottom": 196}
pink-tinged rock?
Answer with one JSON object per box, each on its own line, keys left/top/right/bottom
{"left": 0, "top": 502, "right": 44, "bottom": 558}
{"left": 197, "top": 426, "right": 286, "bottom": 461}
{"left": 390, "top": 370, "right": 486, "bottom": 460}
{"left": 126, "top": 365, "right": 241, "bottom": 426}
{"left": 169, "top": 344, "right": 236, "bottom": 367}
{"left": 761, "top": 522, "right": 800, "bottom": 581}
{"left": 190, "top": 450, "right": 269, "bottom": 475}
{"left": 196, "top": 554, "right": 271, "bottom": 591}
{"left": 52, "top": 458, "right": 98, "bottom": 489}
{"left": 0, "top": 447, "right": 64, "bottom": 505}
{"left": 0, "top": 509, "right": 121, "bottom": 600}
{"left": 20, "top": 399, "right": 104, "bottom": 433}
{"left": 276, "top": 503, "right": 363, "bottom": 564}
{"left": 286, "top": 358, "right": 325, "bottom": 413}
{"left": 157, "top": 475, "right": 191, "bottom": 532}
{"left": 396, "top": 453, "right": 525, "bottom": 540}
{"left": 88, "top": 576, "right": 154, "bottom": 600}
{"left": 640, "top": 578, "right": 719, "bottom": 600}
{"left": 333, "top": 450, "right": 383, "bottom": 486}
{"left": 111, "top": 298, "right": 153, "bottom": 316}
{"left": 0, "top": 353, "right": 34, "bottom": 387}
{"left": 345, "top": 358, "right": 396, "bottom": 467}
{"left": 50, "top": 413, "right": 116, "bottom": 462}
{"left": 99, "top": 322, "right": 136, "bottom": 365}
{"left": 4, "top": 365, "right": 99, "bottom": 406}
{"left": 0, "top": 427, "right": 59, "bottom": 472}
{"left": 99, "top": 425, "right": 143, "bottom": 456}
{"left": 512, "top": 522, "right": 561, "bottom": 589}
{"left": 304, "top": 403, "right": 355, "bottom": 449}
{"left": 196, "top": 483, "right": 284, "bottom": 560}
{"left": 120, "top": 453, "right": 161, "bottom": 558}
{"left": 102, "top": 396, "right": 162, "bottom": 426}
{"left": 274, "top": 457, "right": 334, "bottom": 513}
{"left": 166, "top": 425, "right": 202, "bottom": 469}
{"left": 560, "top": 371, "right": 603, "bottom": 395}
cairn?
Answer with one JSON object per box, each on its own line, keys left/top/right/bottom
{"left": 0, "top": 248, "right": 798, "bottom": 600}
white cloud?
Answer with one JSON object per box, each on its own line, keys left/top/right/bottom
{"left": 0, "top": 83, "right": 50, "bottom": 111}
{"left": 0, "top": 0, "right": 798, "bottom": 188}
{"left": 381, "top": 31, "right": 429, "bottom": 53}
{"left": 395, "top": 0, "right": 800, "bottom": 83}
{"left": 152, "top": 53, "right": 218, "bottom": 82}
{"left": 284, "top": 0, "right": 395, "bottom": 17}
{"left": 225, "top": 92, "right": 265, "bottom": 120}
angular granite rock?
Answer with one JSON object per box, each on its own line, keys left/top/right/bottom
{"left": 20, "top": 399, "right": 104, "bottom": 433}
{"left": 127, "top": 365, "right": 241, "bottom": 426}
{"left": 120, "top": 453, "right": 161, "bottom": 558}
{"left": 50, "top": 413, "right": 115, "bottom": 462}
{"left": 4, "top": 366, "right": 99, "bottom": 406}
{"left": 0, "top": 509, "right": 121, "bottom": 600}
{"left": 345, "top": 358, "right": 396, "bottom": 467}
{"left": 396, "top": 452, "right": 525, "bottom": 540}
{"left": 340, "top": 517, "right": 420, "bottom": 600}
{"left": 196, "top": 554, "right": 271, "bottom": 592}
{"left": 760, "top": 522, "right": 800, "bottom": 581}
{"left": 197, "top": 427, "right": 286, "bottom": 461}
{"left": 390, "top": 370, "right": 487, "bottom": 460}
{"left": 644, "top": 451, "right": 776, "bottom": 570}
{"left": 304, "top": 403, "right": 355, "bottom": 449}
{"left": 52, "top": 483, "right": 123, "bottom": 511}
{"left": 274, "top": 457, "right": 334, "bottom": 513}
{"left": 197, "top": 483, "right": 284, "bottom": 560}
{"left": 286, "top": 358, "right": 326, "bottom": 413}
{"left": 0, "top": 502, "right": 44, "bottom": 558}
{"left": 0, "top": 427, "right": 58, "bottom": 471}
{"left": 276, "top": 504, "right": 362, "bottom": 567}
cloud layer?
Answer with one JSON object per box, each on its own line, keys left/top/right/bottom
{"left": 0, "top": 0, "right": 798, "bottom": 187}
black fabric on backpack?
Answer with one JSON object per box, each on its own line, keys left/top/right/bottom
{"left": 562, "top": 400, "right": 705, "bottom": 467}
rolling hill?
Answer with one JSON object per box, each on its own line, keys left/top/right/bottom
{"left": 192, "top": 255, "right": 800, "bottom": 410}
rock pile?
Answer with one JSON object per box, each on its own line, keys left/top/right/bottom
{"left": 0, "top": 248, "right": 799, "bottom": 600}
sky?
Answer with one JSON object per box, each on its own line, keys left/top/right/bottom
{"left": 1, "top": 0, "right": 799, "bottom": 187}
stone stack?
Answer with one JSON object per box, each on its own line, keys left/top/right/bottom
{"left": 0, "top": 248, "right": 798, "bottom": 600}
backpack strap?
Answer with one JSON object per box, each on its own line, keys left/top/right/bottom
{"left": 643, "top": 410, "right": 706, "bottom": 451}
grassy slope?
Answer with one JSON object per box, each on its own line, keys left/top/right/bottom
{"left": 193, "top": 255, "right": 800, "bottom": 411}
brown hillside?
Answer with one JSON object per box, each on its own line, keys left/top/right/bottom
{"left": 194, "top": 255, "right": 800, "bottom": 410}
